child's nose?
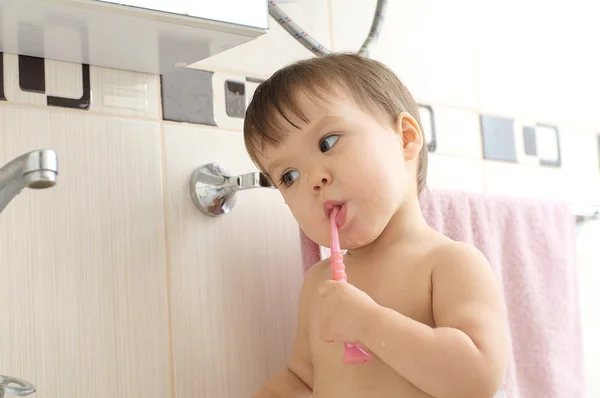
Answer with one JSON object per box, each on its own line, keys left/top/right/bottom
{"left": 313, "top": 176, "right": 329, "bottom": 191}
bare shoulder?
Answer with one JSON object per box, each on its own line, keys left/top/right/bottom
{"left": 430, "top": 240, "right": 508, "bottom": 373}
{"left": 430, "top": 240, "right": 503, "bottom": 318}
{"left": 430, "top": 240, "right": 493, "bottom": 274}
{"left": 430, "top": 240, "right": 499, "bottom": 296}
{"left": 302, "top": 259, "right": 330, "bottom": 293}
{"left": 296, "top": 259, "right": 330, "bottom": 328}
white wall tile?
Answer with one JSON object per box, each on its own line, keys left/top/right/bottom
{"left": 427, "top": 154, "right": 484, "bottom": 192}
{"left": 432, "top": 106, "right": 482, "bottom": 158}
{"left": 483, "top": 161, "right": 600, "bottom": 204}
{"left": 190, "top": 0, "right": 331, "bottom": 77}
{"left": 45, "top": 59, "right": 83, "bottom": 99}
{"left": 330, "top": 0, "right": 478, "bottom": 109}
{"left": 89, "top": 66, "right": 160, "bottom": 118}
{"left": 560, "top": 128, "right": 600, "bottom": 174}
{"left": 473, "top": 0, "right": 600, "bottom": 128}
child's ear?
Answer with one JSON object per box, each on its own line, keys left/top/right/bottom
{"left": 394, "top": 111, "right": 423, "bottom": 161}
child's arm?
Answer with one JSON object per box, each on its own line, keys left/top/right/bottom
{"left": 253, "top": 329, "right": 312, "bottom": 398}
{"left": 252, "top": 368, "right": 312, "bottom": 398}
{"left": 252, "top": 307, "right": 313, "bottom": 398}
{"left": 360, "top": 243, "right": 508, "bottom": 398}
{"left": 253, "top": 262, "right": 320, "bottom": 397}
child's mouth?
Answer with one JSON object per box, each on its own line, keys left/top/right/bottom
{"left": 323, "top": 201, "right": 347, "bottom": 228}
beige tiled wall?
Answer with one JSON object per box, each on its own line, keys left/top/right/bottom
{"left": 0, "top": 105, "right": 171, "bottom": 397}
{"left": 1, "top": 1, "right": 599, "bottom": 397}
{"left": 162, "top": 123, "right": 303, "bottom": 396}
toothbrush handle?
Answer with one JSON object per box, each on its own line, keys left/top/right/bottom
{"left": 330, "top": 252, "right": 374, "bottom": 365}
{"left": 343, "top": 342, "right": 373, "bottom": 364}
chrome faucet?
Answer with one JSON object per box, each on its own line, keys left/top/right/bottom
{"left": 0, "top": 374, "right": 36, "bottom": 397}
{"left": 0, "top": 149, "right": 58, "bottom": 214}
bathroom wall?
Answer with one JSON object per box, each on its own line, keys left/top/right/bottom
{"left": 0, "top": 0, "right": 598, "bottom": 397}
{"left": 324, "top": 0, "right": 600, "bottom": 202}
{"left": 577, "top": 220, "right": 600, "bottom": 398}
{"left": 190, "top": 0, "right": 600, "bottom": 201}
{"left": 0, "top": 53, "right": 173, "bottom": 397}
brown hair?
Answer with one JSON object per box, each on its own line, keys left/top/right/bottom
{"left": 243, "top": 52, "right": 428, "bottom": 194}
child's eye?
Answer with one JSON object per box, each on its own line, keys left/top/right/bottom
{"left": 280, "top": 170, "right": 300, "bottom": 186}
{"left": 319, "top": 135, "right": 339, "bottom": 153}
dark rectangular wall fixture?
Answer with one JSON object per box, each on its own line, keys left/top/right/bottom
{"left": 18, "top": 55, "right": 46, "bottom": 93}
{"left": 0, "top": 52, "right": 5, "bottom": 101}
{"left": 160, "top": 68, "right": 216, "bottom": 126}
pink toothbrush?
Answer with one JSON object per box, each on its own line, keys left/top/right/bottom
{"left": 330, "top": 207, "right": 373, "bottom": 365}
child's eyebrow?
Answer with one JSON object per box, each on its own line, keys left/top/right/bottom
{"left": 263, "top": 115, "right": 342, "bottom": 176}
{"left": 309, "top": 115, "right": 342, "bottom": 136}
{"left": 265, "top": 158, "right": 284, "bottom": 177}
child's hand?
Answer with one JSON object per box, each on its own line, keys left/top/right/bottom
{"left": 315, "top": 280, "right": 380, "bottom": 343}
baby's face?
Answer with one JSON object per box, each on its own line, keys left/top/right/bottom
{"left": 258, "top": 91, "right": 413, "bottom": 250}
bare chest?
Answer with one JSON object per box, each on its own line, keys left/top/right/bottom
{"left": 314, "top": 256, "right": 435, "bottom": 327}
{"left": 307, "top": 258, "right": 435, "bottom": 396}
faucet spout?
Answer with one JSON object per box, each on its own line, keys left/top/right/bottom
{"left": 0, "top": 149, "right": 59, "bottom": 214}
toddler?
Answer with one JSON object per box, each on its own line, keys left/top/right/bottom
{"left": 244, "top": 53, "right": 508, "bottom": 398}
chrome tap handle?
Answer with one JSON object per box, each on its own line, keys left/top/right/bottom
{"left": 0, "top": 375, "right": 36, "bottom": 397}
{"left": 190, "top": 162, "right": 274, "bottom": 217}
{"left": 229, "top": 171, "right": 272, "bottom": 192}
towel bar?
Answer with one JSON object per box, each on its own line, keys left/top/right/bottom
{"left": 574, "top": 205, "right": 600, "bottom": 224}
{"left": 189, "top": 162, "right": 275, "bottom": 216}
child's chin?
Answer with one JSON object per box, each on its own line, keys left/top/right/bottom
{"left": 341, "top": 230, "right": 378, "bottom": 250}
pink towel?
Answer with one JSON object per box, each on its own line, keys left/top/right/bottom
{"left": 299, "top": 189, "right": 583, "bottom": 398}
{"left": 300, "top": 228, "right": 321, "bottom": 275}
